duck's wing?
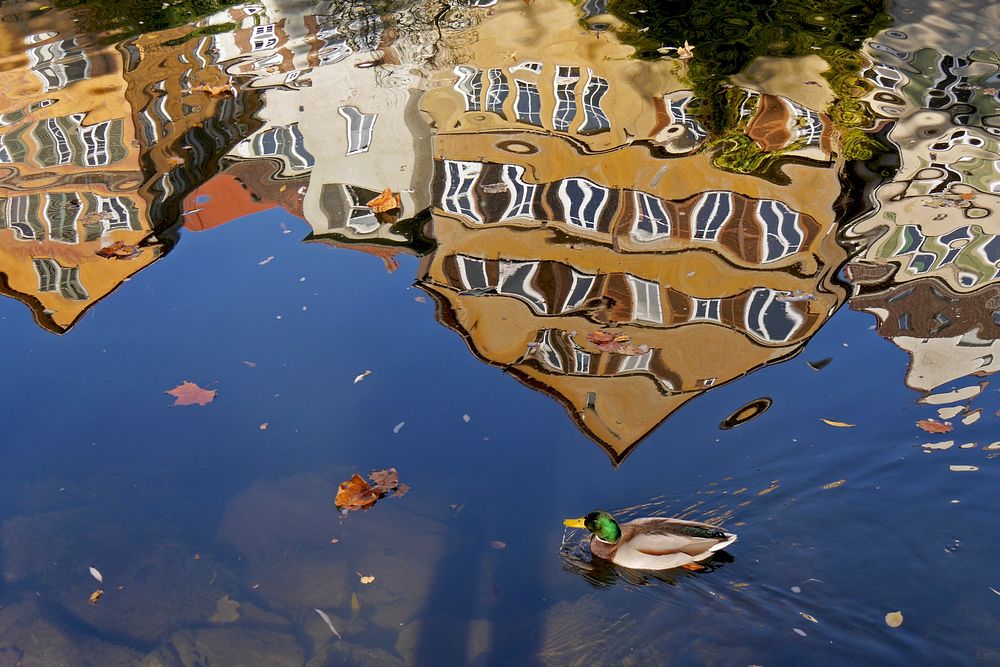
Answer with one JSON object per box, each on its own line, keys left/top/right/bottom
{"left": 623, "top": 518, "right": 737, "bottom": 556}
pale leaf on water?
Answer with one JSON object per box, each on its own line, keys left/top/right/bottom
{"left": 949, "top": 465, "right": 979, "bottom": 472}
{"left": 359, "top": 574, "right": 375, "bottom": 584}
{"left": 821, "top": 479, "right": 846, "bottom": 490}
{"left": 393, "top": 422, "right": 405, "bottom": 434}
{"left": 353, "top": 370, "right": 371, "bottom": 384}
{"left": 820, "top": 419, "right": 854, "bottom": 428}
{"left": 989, "top": 587, "right": 1000, "bottom": 597}
{"left": 793, "top": 628, "right": 807, "bottom": 637}
{"left": 89, "top": 566, "right": 103, "bottom": 583}
{"left": 800, "top": 612, "right": 818, "bottom": 623}
{"left": 314, "top": 608, "right": 342, "bottom": 640}
{"left": 885, "top": 611, "right": 903, "bottom": 627}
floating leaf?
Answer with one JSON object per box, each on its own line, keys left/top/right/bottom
{"left": 96, "top": 240, "right": 142, "bottom": 260}
{"left": 353, "top": 370, "right": 371, "bottom": 384}
{"left": 88, "top": 589, "right": 103, "bottom": 605}
{"left": 916, "top": 419, "right": 952, "bottom": 434}
{"left": 314, "top": 608, "right": 342, "bottom": 639}
{"left": 463, "top": 414, "right": 471, "bottom": 423}
{"left": 335, "top": 468, "right": 408, "bottom": 512}
{"left": 586, "top": 330, "right": 645, "bottom": 355}
{"left": 885, "top": 611, "right": 903, "bottom": 627}
{"left": 359, "top": 574, "right": 375, "bottom": 584}
{"left": 792, "top": 628, "right": 807, "bottom": 637}
{"left": 949, "top": 465, "right": 979, "bottom": 472}
{"left": 89, "top": 566, "right": 103, "bottom": 583}
{"left": 800, "top": 612, "right": 819, "bottom": 623}
{"left": 677, "top": 40, "right": 695, "bottom": 59}
{"left": 821, "top": 479, "right": 846, "bottom": 490}
{"left": 259, "top": 423, "right": 268, "bottom": 430}
{"left": 367, "top": 188, "right": 401, "bottom": 213}
{"left": 190, "top": 83, "right": 233, "bottom": 97}
{"left": 491, "top": 540, "right": 507, "bottom": 550}
{"left": 165, "top": 381, "right": 217, "bottom": 407}
{"left": 258, "top": 256, "right": 274, "bottom": 266}
{"left": 369, "top": 468, "right": 399, "bottom": 494}
{"left": 335, "top": 474, "right": 379, "bottom": 511}
{"left": 243, "top": 361, "right": 257, "bottom": 368}
{"left": 820, "top": 419, "right": 854, "bottom": 428}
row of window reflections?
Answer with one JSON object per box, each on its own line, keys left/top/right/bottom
{"left": 454, "top": 64, "right": 611, "bottom": 134}
{"left": 437, "top": 160, "right": 811, "bottom": 265}
{"left": 0, "top": 116, "right": 128, "bottom": 169}
{"left": 1, "top": 193, "right": 140, "bottom": 244}
{"left": 884, "top": 224, "right": 1000, "bottom": 288}
{"left": 445, "top": 254, "right": 810, "bottom": 345}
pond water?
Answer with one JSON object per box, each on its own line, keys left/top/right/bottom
{"left": 0, "top": 0, "right": 999, "bottom": 664}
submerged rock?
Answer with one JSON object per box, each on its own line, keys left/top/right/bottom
{"left": 0, "top": 598, "right": 141, "bottom": 667}
{"left": 141, "top": 627, "right": 304, "bottom": 667}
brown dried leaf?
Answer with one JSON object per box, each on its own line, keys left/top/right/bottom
{"left": 88, "top": 589, "right": 103, "bottom": 605}
{"left": 165, "top": 381, "right": 217, "bottom": 407}
{"left": 367, "top": 188, "right": 401, "bottom": 213}
{"left": 369, "top": 468, "right": 399, "bottom": 494}
{"left": 916, "top": 419, "right": 952, "bottom": 434}
{"left": 335, "top": 474, "right": 379, "bottom": 511}
{"left": 96, "top": 240, "right": 142, "bottom": 260}
{"left": 190, "top": 83, "right": 233, "bottom": 97}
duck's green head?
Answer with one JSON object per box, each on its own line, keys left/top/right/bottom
{"left": 563, "top": 511, "right": 621, "bottom": 543}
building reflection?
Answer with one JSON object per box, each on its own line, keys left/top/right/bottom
{"left": 0, "top": 1, "right": 263, "bottom": 332}
{"left": 410, "top": 0, "right": 854, "bottom": 462}
{"left": 846, "top": 37, "right": 1000, "bottom": 394}
{"left": 0, "top": 0, "right": 875, "bottom": 460}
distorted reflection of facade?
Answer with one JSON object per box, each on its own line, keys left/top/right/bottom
{"left": 851, "top": 277, "right": 1000, "bottom": 391}
{"left": 218, "top": 0, "right": 452, "bottom": 260}
{"left": 845, "top": 38, "right": 1000, "bottom": 393}
{"left": 410, "top": 0, "right": 852, "bottom": 461}
{"left": 0, "top": 2, "right": 261, "bottom": 332}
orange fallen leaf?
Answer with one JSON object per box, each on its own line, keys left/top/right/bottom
{"left": 166, "top": 155, "right": 185, "bottom": 167}
{"left": 190, "top": 83, "right": 233, "bottom": 97}
{"left": 916, "top": 419, "right": 952, "bottom": 434}
{"left": 820, "top": 419, "right": 854, "bottom": 428}
{"left": 367, "top": 188, "right": 401, "bottom": 213}
{"left": 335, "top": 474, "right": 379, "bottom": 511}
{"left": 165, "top": 381, "right": 217, "bottom": 407}
{"left": 89, "top": 589, "right": 103, "bottom": 605}
{"left": 96, "top": 240, "right": 141, "bottom": 260}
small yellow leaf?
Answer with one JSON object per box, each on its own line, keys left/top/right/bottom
{"left": 821, "top": 479, "right": 846, "bottom": 490}
{"left": 89, "top": 589, "right": 104, "bottom": 605}
{"left": 800, "top": 612, "right": 819, "bottom": 623}
{"left": 885, "top": 611, "right": 903, "bottom": 627}
{"left": 821, "top": 419, "right": 855, "bottom": 428}
{"left": 359, "top": 574, "right": 375, "bottom": 584}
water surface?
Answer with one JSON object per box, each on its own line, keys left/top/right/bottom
{"left": 0, "top": 0, "right": 999, "bottom": 664}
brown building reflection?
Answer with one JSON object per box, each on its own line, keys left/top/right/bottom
{"left": 0, "top": 3, "right": 261, "bottom": 332}
{"left": 402, "top": 0, "right": 860, "bottom": 463}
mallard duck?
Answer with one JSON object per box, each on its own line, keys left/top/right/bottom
{"left": 563, "top": 511, "right": 736, "bottom": 570}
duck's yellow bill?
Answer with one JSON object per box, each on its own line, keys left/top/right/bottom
{"left": 563, "top": 517, "right": 586, "bottom": 528}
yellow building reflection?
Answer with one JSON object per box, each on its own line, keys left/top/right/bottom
{"left": 415, "top": 0, "right": 852, "bottom": 461}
